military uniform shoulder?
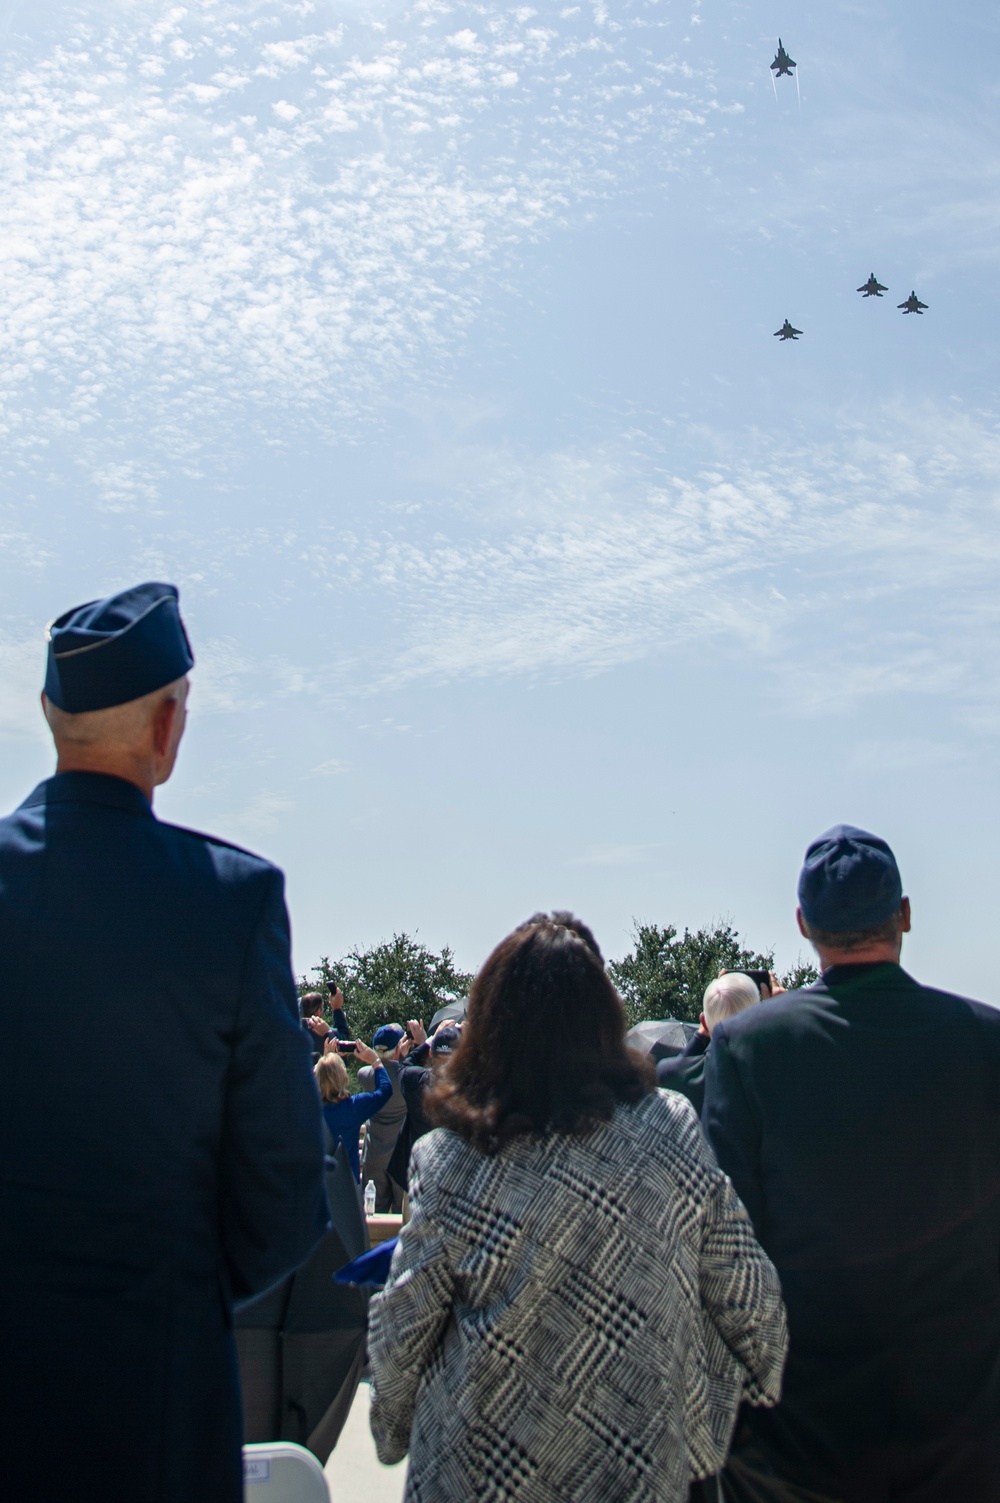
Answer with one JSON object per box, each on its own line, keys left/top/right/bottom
{"left": 916, "top": 983, "right": 1000, "bottom": 1025}
{"left": 156, "top": 819, "right": 280, "bottom": 875}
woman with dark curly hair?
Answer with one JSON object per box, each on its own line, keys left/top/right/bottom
{"left": 367, "top": 913, "right": 787, "bottom": 1503}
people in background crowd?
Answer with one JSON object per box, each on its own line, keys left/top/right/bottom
{"left": 0, "top": 582, "right": 327, "bottom": 1503}
{"left": 315, "top": 1041, "right": 392, "bottom": 1183}
{"left": 368, "top": 912, "right": 787, "bottom": 1503}
{"left": 387, "top": 1020, "right": 463, "bottom": 1196}
{"left": 657, "top": 971, "right": 760, "bottom": 1115}
{"left": 704, "top": 825, "right": 1000, "bottom": 1503}
{"left": 301, "top": 983, "right": 350, "bottom": 1061}
{"left": 357, "top": 1024, "right": 410, "bottom": 1212}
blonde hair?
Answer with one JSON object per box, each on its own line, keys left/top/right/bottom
{"left": 315, "top": 1053, "right": 351, "bottom": 1103}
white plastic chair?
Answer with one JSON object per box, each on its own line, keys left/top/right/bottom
{"left": 243, "top": 1442, "right": 330, "bottom": 1502}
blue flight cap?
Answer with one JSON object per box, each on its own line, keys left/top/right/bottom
{"left": 373, "top": 1024, "right": 406, "bottom": 1051}
{"left": 430, "top": 1024, "right": 461, "bottom": 1056}
{"left": 798, "top": 824, "right": 903, "bottom": 933}
{"left": 44, "top": 582, "right": 194, "bottom": 713}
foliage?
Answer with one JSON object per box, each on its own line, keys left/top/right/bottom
{"left": 299, "top": 933, "right": 473, "bottom": 1046}
{"left": 607, "top": 921, "right": 818, "bottom": 1026}
{"left": 300, "top": 922, "right": 817, "bottom": 1041}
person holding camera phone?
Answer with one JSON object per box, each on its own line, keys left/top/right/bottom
{"left": 314, "top": 1039, "right": 392, "bottom": 1184}
{"left": 301, "top": 981, "right": 351, "bottom": 1062}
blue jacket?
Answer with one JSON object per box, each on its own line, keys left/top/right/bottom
{"left": 323, "top": 1065, "right": 394, "bottom": 1181}
{"left": 704, "top": 963, "right": 1000, "bottom": 1495}
{"left": 0, "top": 773, "right": 330, "bottom": 1503}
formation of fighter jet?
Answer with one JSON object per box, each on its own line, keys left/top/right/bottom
{"left": 765, "top": 42, "right": 932, "bottom": 341}
{"left": 770, "top": 39, "right": 796, "bottom": 77}
{"left": 774, "top": 319, "right": 802, "bottom": 341}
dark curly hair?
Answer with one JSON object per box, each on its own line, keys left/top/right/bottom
{"left": 425, "top": 912, "right": 654, "bottom": 1154}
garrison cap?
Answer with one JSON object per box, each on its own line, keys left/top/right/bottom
{"left": 798, "top": 824, "right": 903, "bottom": 933}
{"left": 44, "top": 582, "right": 194, "bottom": 713}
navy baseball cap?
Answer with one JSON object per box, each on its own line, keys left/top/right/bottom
{"left": 45, "top": 582, "right": 194, "bottom": 713}
{"left": 430, "top": 1024, "right": 461, "bottom": 1056}
{"left": 373, "top": 1024, "right": 405, "bottom": 1050}
{"left": 798, "top": 824, "right": 903, "bottom": 933}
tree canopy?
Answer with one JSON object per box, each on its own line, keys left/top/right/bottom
{"left": 300, "top": 933, "right": 473, "bottom": 1046}
{"left": 301, "top": 921, "right": 817, "bottom": 1037}
{"left": 608, "top": 921, "right": 817, "bottom": 1026}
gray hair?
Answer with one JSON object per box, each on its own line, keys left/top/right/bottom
{"left": 702, "top": 972, "right": 760, "bottom": 1034}
{"left": 43, "top": 677, "right": 187, "bottom": 749}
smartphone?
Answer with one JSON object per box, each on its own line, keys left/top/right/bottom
{"left": 746, "top": 969, "right": 772, "bottom": 995}
{"left": 337, "top": 1040, "right": 358, "bottom": 1054}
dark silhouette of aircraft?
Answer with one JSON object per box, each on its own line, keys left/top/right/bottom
{"left": 858, "top": 274, "right": 888, "bottom": 298}
{"left": 770, "top": 39, "right": 796, "bottom": 77}
{"left": 898, "top": 291, "right": 928, "bottom": 315}
{"left": 774, "top": 319, "right": 802, "bottom": 341}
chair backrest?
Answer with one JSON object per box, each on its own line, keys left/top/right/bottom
{"left": 243, "top": 1443, "right": 329, "bottom": 1502}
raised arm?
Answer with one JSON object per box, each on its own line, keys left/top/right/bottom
{"left": 219, "top": 866, "right": 329, "bottom": 1304}
{"left": 368, "top": 1153, "right": 456, "bottom": 1464}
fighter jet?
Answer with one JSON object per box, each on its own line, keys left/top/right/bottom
{"left": 770, "top": 39, "right": 796, "bottom": 77}
{"left": 857, "top": 273, "right": 888, "bottom": 298}
{"left": 774, "top": 319, "right": 802, "bottom": 341}
{"left": 898, "top": 290, "right": 928, "bottom": 315}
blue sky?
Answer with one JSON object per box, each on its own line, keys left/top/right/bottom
{"left": 2, "top": 0, "right": 999, "bottom": 996}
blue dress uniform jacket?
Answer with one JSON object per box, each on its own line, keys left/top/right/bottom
{"left": 703, "top": 963, "right": 1000, "bottom": 1499}
{"left": 0, "top": 773, "right": 329, "bottom": 1503}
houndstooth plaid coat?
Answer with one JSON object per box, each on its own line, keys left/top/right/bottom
{"left": 368, "top": 1088, "right": 787, "bottom": 1502}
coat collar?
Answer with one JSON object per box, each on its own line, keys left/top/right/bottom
{"left": 20, "top": 771, "right": 154, "bottom": 819}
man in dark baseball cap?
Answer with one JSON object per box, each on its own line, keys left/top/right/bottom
{"left": 0, "top": 582, "right": 329, "bottom": 1503}
{"left": 701, "top": 824, "right": 1000, "bottom": 1503}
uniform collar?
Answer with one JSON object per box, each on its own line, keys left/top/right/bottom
{"left": 820, "top": 961, "right": 913, "bottom": 991}
{"left": 20, "top": 771, "right": 154, "bottom": 819}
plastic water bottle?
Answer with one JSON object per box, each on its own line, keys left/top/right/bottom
{"left": 364, "top": 1179, "right": 377, "bottom": 1217}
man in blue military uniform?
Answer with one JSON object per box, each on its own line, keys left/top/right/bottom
{"left": 0, "top": 583, "right": 329, "bottom": 1503}
{"left": 703, "top": 826, "right": 1000, "bottom": 1503}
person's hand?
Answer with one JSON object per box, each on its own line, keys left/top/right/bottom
{"left": 407, "top": 1019, "right": 427, "bottom": 1047}
{"left": 431, "top": 1016, "right": 458, "bottom": 1036}
{"left": 768, "top": 972, "right": 786, "bottom": 996}
{"left": 305, "top": 1015, "right": 331, "bottom": 1036}
{"left": 328, "top": 986, "right": 345, "bottom": 1008}
{"left": 323, "top": 1035, "right": 340, "bottom": 1056}
{"left": 355, "top": 1041, "right": 379, "bottom": 1067}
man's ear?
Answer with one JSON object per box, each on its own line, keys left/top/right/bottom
{"left": 796, "top": 906, "right": 809, "bottom": 938}
{"left": 900, "top": 896, "right": 912, "bottom": 934}
{"left": 152, "top": 695, "right": 180, "bottom": 758}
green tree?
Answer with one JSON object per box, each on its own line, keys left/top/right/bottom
{"left": 299, "top": 933, "right": 473, "bottom": 1046}
{"left": 608, "top": 920, "right": 817, "bottom": 1026}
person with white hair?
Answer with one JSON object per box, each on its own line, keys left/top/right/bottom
{"left": 656, "top": 972, "right": 761, "bottom": 1115}
{"left": 0, "top": 582, "right": 329, "bottom": 1503}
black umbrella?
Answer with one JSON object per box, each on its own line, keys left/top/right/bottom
{"left": 625, "top": 1018, "right": 699, "bottom": 1063}
{"left": 235, "top": 1142, "right": 369, "bottom": 1463}
{"left": 430, "top": 997, "right": 467, "bottom": 1030}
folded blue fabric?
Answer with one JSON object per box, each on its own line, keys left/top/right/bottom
{"left": 334, "top": 1238, "right": 398, "bottom": 1287}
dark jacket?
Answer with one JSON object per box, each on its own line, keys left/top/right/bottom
{"left": 322, "top": 1065, "right": 394, "bottom": 1181}
{"left": 703, "top": 963, "right": 1000, "bottom": 1496}
{"left": 656, "top": 1030, "right": 710, "bottom": 1115}
{"left": 386, "top": 1059, "right": 435, "bottom": 1193}
{"left": 0, "top": 773, "right": 329, "bottom": 1503}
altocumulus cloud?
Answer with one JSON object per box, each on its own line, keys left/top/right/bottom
{"left": 0, "top": 0, "right": 727, "bottom": 453}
